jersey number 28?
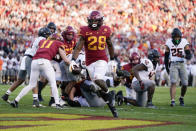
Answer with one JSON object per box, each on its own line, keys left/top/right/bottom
{"left": 88, "top": 36, "right": 106, "bottom": 50}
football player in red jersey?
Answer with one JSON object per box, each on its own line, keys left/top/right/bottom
{"left": 38, "top": 26, "right": 77, "bottom": 106}
{"left": 61, "top": 26, "right": 76, "bottom": 55}
{"left": 122, "top": 52, "right": 141, "bottom": 98}
{"left": 70, "top": 11, "right": 118, "bottom": 118}
{"left": 10, "top": 36, "right": 70, "bottom": 109}
{"left": 116, "top": 52, "right": 141, "bottom": 106}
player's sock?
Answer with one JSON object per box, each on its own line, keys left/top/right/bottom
{"left": 6, "top": 90, "right": 11, "bottom": 95}
{"left": 180, "top": 96, "right": 184, "bottom": 99}
{"left": 33, "top": 94, "right": 38, "bottom": 100}
{"left": 38, "top": 81, "right": 44, "bottom": 94}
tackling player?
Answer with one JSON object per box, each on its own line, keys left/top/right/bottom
{"left": 37, "top": 26, "right": 77, "bottom": 105}
{"left": 2, "top": 27, "right": 51, "bottom": 106}
{"left": 164, "top": 28, "right": 192, "bottom": 106}
{"left": 70, "top": 11, "right": 118, "bottom": 118}
{"left": 10, "top": 34, "right": 71, "bottom": 108}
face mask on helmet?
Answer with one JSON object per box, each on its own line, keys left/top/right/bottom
{"left": 61, "top": 26, "right": 75, "bottom": 41}
{"left": 47, "top": 22, "right": 56, "bottom": 34}
{"left": 38, "top": 27, "right": 52, "bottom": 38}
{"left": 87, "top": 11, "right": 103, "bottom": 30}
{"left": 171, "top": 28, "right": 182, "bottom": 45}
{"left": 130, "top": 52, "right": 141, "bottom": 66}
{"left": 148, "top": 49, "right": 160, "bottom": 67}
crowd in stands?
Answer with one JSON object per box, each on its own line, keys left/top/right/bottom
{"left": 0, "top": 0, "right": 196, "bottom": 66}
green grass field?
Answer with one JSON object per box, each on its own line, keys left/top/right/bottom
{"left": 0, "top": 85, "right": 196, "bottom": 131}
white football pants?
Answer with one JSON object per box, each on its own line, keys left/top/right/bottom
{"left": 15, "top": 59, "right": 60, "bottom": 104}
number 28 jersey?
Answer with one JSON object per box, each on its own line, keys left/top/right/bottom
{"left": 166, "top": 38, "right": 189, "bottom": 62}
{"left": 79, "top": 26, "right": 111, "bottom": 66}
{"left": 33, "top": 39, "right": 64, "bottom": 61}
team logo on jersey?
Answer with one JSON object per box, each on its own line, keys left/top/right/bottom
{"left": 86, "top": 32, "right": 93, "bottom": 35}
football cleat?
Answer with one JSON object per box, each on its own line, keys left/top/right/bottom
{"left": 107, "top": 103, "right": 118, "bottom": 118}
{"left": 10, "top": 100, "right": 18, "bottom": 108}
{"left": 1, "top": 94, "right": 10, "bottom": 103}
{"left": 49, "top": 97, "right": 55, "bottom": 106}
{"left": 55, "top": 104, "right": 64, "bottom": 109}
{"left": 146, "top": 102, "right": 157, "bottom": 109}
{"left": 170, "top": 101, "right": 176, "bottom": 107}
{"left": 179, "top": 98, "right": 184, "bottom": 106}
{"left": 32, "top": 100, "right": 40, "bottom": 108}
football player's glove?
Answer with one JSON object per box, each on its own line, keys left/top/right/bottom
{"left": 69, "top": 60, "right": 78, "bottom": 72}
{"left": 116, "top": 69, "right": 130, "bottom": 78}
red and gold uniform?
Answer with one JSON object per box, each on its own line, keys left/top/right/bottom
{"left": 63, "top": 38, "right": 76, "bottom": 55}
{"left": 15, "top": 39, "right": 66, "bottom": 105}
{"left": 33, "top": 39, "right": 64, "bottom": 60}
{"left": 121, "top": 63, "right": 134, "bottom": 88}
{"left": 79, "top": 26, "right": 111, "bottom": 66}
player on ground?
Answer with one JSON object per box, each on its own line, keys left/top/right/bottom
{"left": 2, "top": 27, "right": 51, "bottom": 106}
{"left": 70, "top": 11, "right": 118, "bottom": 118}
{"left": 10, "top": 35, "right": 71, "bottom": 108}
{"left": 164, "top": 28, "right": 192, "bottom": 106}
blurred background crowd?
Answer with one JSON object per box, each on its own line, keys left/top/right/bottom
{"left": 0, "top": 0, "right": 196, "bottom": 85}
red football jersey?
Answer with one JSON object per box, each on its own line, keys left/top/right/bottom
{"left": 79, "top": 26, "right": 111, "bottom": 66}
{"left": 121, "top": 63, "right": 134, "bottom": 88}
{"left": 33, "top": 39, "right": 64, "bottom": 60}
{"left": 63, "top": 38, "right": 76, "bottom": 55}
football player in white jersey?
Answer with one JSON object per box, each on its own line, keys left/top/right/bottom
{"left": 131, "top": 49, "right": 160, "bottom": 108}
{"left": 47, "top": 22, "right": 57, "bottom": 34}
{"left": 164, "top": 28, "right": 192, "bottom": 107}
{"left": 7, "top": 54, "right": 14, "bottom": 84}
{"left": 1, "top": 53, "right": 8, "bottom": 84}
{"left": 1, "top": 27, "right": 51, "bottom": 106}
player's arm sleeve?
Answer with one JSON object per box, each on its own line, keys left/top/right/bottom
{"left": 184, "top": 44, "right": 192, "bottom": 60}
{"left": 164, "top": 45, "right": 170, "bottom": 74}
